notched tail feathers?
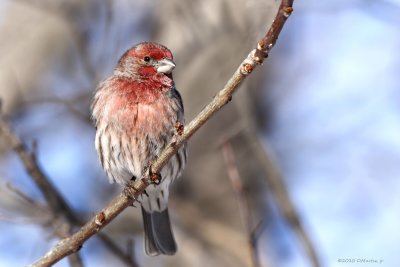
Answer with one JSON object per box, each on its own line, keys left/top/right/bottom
{"left": 141, "top": 206, "right": 177, "bottom": 256}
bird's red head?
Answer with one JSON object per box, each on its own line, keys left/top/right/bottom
{"left": 115, "top": 42, "right": 175, "bottom": 81}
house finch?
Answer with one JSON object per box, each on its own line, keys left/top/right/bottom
{"left": 91, "top": 42, "right": 187, "bottom": 256}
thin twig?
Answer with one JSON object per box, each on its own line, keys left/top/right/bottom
{"left": 24, "top": 97, "right": 92, "bottom": 124}
{"left": 171, "top": 197, "right": 251, "bottom": 266}
{"left": 29, "top": 1, "right": 295, "bottom": 266}
{"left": 0, "top": 117, "right": 77, "bottom": 224}
{"left": 96, "top": 233, "right": 138, "bottom": 267}
{"left": 5, "top": 182, "right": 48, "bottom": 212}
{"left": 0, "top": 117, "right": 139, "bottom": 267}
{"left": 235, "top": 38, "right": 320, "bottom": 267}
{"left": 0, "top": 183, "right": 51, "bottom": 224}
{"left": 235, "top": 86, "right": 320, "bottom": 267}
{"left": 0, "top": 118, "right": 80, "bottom": 267}
{"left": 250, "top": 138, "right": 320, "bottom": 267}
{"left": 31, "top": 191, "right": 133, "bottom": 267}
{"left": 67, "top": 254, "right": 84, "bottom": 267}
{"left": 253, "top": 0, "right": 294, "bottom": 63}
{"left": 221, "top": 142, "right": 262, "bottom": 267}
{"left": 237, "top": 43, "right": 321, "bottom": 267}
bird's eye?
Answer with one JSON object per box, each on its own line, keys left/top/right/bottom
{"left": 143, "top": 56, "right": 151, "bottom": 62}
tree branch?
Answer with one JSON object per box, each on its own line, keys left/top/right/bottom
{"left": 235, "top": 64, "right": 320, "bottom": 266}
{"left": 0, "top": 119, "right": 77, "bottom": 223}
{"left": 0, "top": 116, "right": 139, "bottom": 267}
{"left": 221, "top": 142, "right": 263, "bottom": 267}
{"left": 0, "top": 117, "right": 83, "bottom": 267}
{"left": 249, "top": 136, "right": 321, "bottom": 267}
{"left": 29, "top": 1, "right": 295, "bottom": 266}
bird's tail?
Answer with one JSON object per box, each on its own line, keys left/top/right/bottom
{"left": 141, "top": 206, "right": 177, "bottom": 256}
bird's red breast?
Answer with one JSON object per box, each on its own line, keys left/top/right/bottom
{"left": 100, "top": 77, "right": 177, "bottom": 135}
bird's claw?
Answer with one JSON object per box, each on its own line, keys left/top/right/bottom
{"left": 174, "top": 121, "right": 184, "bottom": 136}
{"left": 147, "top": 164, "right": 162, "bottom": 185}
{"left": 150, "top": 172, "right": 161, "bottom": 185}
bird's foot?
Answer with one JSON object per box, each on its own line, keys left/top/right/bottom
{"left": 149, "top": 165, "right": 162, "bottom": 185}
{"left": 174, "top": 121, "right": 184, "bottom": 136}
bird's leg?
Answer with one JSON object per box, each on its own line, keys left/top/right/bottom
{"left": 174, "top": 121, "right": 184, "bottom": 136}
{"left": 169, "top": 121, "right": 184, "bottom": 147}
{"left": 148, "top": 164, "right": 161, "bottom": 185}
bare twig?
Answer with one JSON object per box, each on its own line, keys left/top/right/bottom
{"left": 96, "top": 233, "right": 139, "bottom": 267}
{"left": 67, "top": 254, "right": 84, "bottom": 267}
{"left": 221, "top": 143, "right": 262, "bottom": 267}
{"left": 0, "top": 118, "right": 81, "bottom": 266}
{"left": 172, "top": 197, "right": 251, "bottom": 266}
{"left": 0, "top": 117, "right": 77, "bottom": 224}
{"left": 218, "top": 110, "right": 320, "bottom": 267}
{"left": 24, "top": 97, "right": 92, "bottom": 124}
{"left": 253, "top": 0, "right": 294, "bottom": 63}
{"left": 0, "top": 182, "right": 51, "bottom": 224}
{"left": 30, "top": 191, "right": 133, "bottom": 267}
{"left": 29, "top": 1, "right": 295, "bottom": 266}
{"left": 250, "top": 137, "right": 320, "bottom": 267}
{"left": 236, "top": 53, "right": 320, "bottom": 267}
{"left": 0, "top": 117, "right": 139, "bottom": 267}
{"left": 5, "top": 182, "right": 48, "bottom": 211}
{"left": 235, "top": 84, "right": 320, "bottom": 267}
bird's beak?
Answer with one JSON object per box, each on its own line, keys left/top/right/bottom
{"left": 157, "top": 59, "right": 176, "bottom": 74}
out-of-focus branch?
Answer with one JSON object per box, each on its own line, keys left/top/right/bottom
{"left": 0, "top": 115, "right": 77, "bottom": 223}
{"left": 24, "top": 97, "right": 92, "bottom": 124}
{"left": 1, "top": 182, "right": 51, "bottom": 224}
{"left": 0, "top": 115, "right": 139, "bottom": 267}
{"left": 236, "top": 53, "right": 320, "bottom": 267}
{"left": 29, "top": 1, "right": 295, "bottom": 266}
{"left": 5, "top": 182, "right": 48, "bottom": 212}
{"left": 67, "top": 254, "right": 83, "bottom": 267}
{"left": 249, "top": 136, "right": 320, "bottom": 267}
{"left": 171, "top": 197, "right": 251, "bottom": 266}
{"left": 14, "top": 0, "right": 99, "bottom": 83}
{"left": 0, "top": 115, "right": 84, "bottom": 267}
{"left": 235, "top": 86, "right": 320, "bottom": 267}
{"left": 221, "top": 142, "right": 263, "bottom": 267}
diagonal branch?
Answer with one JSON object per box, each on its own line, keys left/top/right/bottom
{"left": 0, "top": 116, "right": 83, "bottom": 267}
{"left": 29, "top": 1, "right": 295, "bottom": 266}
{"left": 249, "top": 136, "right": 320, "bottom": 267}
{"left": 0, "top": 118, "right": 77, "bottom": 223}
{"left": 0, "top": 116, "right": 139, "bottom": 267}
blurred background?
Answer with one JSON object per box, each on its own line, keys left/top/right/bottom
{"left": 0, "top": 0, "right": 399, "bottom": 266}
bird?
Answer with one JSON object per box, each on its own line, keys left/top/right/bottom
{"left": 91, "top": 42, "right": 187, "bottom": 256}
